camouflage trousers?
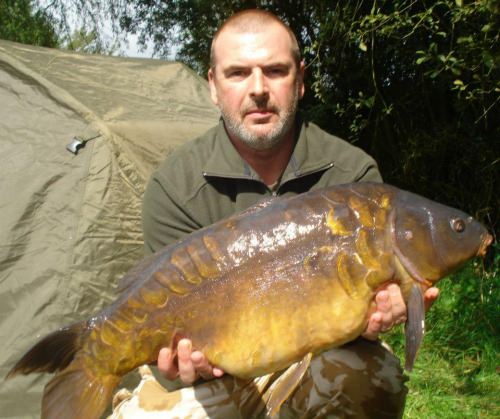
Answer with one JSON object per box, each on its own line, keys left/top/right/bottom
{"left": 110, "top": 338, "right": 408, "bottom": 419}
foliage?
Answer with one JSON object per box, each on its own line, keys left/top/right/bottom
{"left": 52, "top": 0, "right": 129, "bottom": 54}
{"left": 65, "top": 28, "right": 121, "bottom": 54}
{"left": 0, "top": 0, "right": 60, "bottom": 47}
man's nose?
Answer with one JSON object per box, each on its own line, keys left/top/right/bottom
{"left": 249, "top": 69, "right": 269, "bottom": 98}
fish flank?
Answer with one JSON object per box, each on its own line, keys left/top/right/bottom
{"left": 170, "top": 247, "right": 203, "bottom": 285}
{"left": 139, "top": 285, "right": 169, "bottom": 307}
{"left": 202, "top": 234, "right": 227, "bottom": 265}
{"left": 336, "top": 252, "right": 359, "bottom": 298}
{"left": 187, "top": 241, "right": 220, "bottom": 279}
{"left": 326, "top": 208, "right": 350, "bottom": 236}
{"left": 355, "top": 229, "right": 380, "bottom": 271}
{"left": 153, "top": 269, "right": 191, "bottom": 295}
{"left": 348, "top": 196, "right": 375, "bottom": 228}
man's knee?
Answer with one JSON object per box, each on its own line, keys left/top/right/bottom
{"left": 281, "top": 339, "right": 408, "bottom": 418}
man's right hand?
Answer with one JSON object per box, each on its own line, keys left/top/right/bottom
{"left": 157, "top": 339, "right": 225, "bottom": 385}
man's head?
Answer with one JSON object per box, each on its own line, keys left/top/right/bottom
{"left": 208, "top": 10, "right": 305, "bottom": 150}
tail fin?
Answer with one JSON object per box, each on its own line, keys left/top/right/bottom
{"left": 7, "top": 323, "right": 121, "bottom": 419}
{"left": 42, "top": 361, "right": 120, "bottom": 419}
{"left": 6, "top": 324, "right": 83, "bottom": 378}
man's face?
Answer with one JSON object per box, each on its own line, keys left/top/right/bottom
{"left": 208, "top": 23, "right": 305, "bottom": 150}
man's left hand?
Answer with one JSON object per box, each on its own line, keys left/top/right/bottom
{"left": 157, "top": 339, "right": 225, "bottom": 384}
{"left": 362, "top": 283, "right": 440, "bottom": 340}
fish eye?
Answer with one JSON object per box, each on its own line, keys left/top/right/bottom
{"left": 451, "top": 218, "right": 466, "bottom": 233}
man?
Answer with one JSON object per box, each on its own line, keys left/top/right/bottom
{"left": 142, "top": 9, "right": 438, "bottom": 417}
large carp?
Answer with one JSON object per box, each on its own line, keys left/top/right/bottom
{"left": 7, "top": 183, "right": 492, "bottom": 419}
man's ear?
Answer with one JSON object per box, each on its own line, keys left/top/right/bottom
{"left": 298, "top": 60, "right": 305, "bottom": 99}
{"left": 208, "top": 68, "right": 219, "bottom": 106}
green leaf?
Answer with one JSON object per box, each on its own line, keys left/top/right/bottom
{"left": 481, "top": 24, "right": 491, "bottom": 33}
{"left": 430, "top": 70, "right": 441, "bottom": 78}
{"left": 416, "top": 57, "right": 429, "bottom": 65}
{"left": 364, "top": 96, "right": 375, "bottom": 108}
{"left": 483, "top": 51, "right": 494, "bottom": 69}
{"left": 359, "top": 41, "right": 368, "bottom": 52}
{"left": 457, "top": 36, "right": 473, "bottom": 44}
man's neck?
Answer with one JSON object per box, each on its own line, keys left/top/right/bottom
{"left": 227, "top": 126, "right": 296, "bottom": 187}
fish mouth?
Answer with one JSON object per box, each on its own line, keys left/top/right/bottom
{"left": 477, "top": 233, "right": 493, "bottom": 258}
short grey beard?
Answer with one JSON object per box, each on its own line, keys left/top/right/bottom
{"left": 221, "top": 94, "right": 299, "bottom": 151}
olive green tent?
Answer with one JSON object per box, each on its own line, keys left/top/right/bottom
{"left": 0, "top": 39, "right": 219, "bottom": 418}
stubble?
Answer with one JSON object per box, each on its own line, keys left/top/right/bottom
{"left": 220, "top": 87, "right": 299, "bottom": 150}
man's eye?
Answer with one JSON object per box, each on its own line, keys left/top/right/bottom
{"left": 267, "top": 68, "right": 287, "bottom": 76}
{"left": 228, "top": 70, "right": 245, "bottom": 78}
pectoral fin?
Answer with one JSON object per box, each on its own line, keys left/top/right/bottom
{"left": 263, "top": 353, "right": 313, "bottom": 417}
{"left": 405, "top": 284, "right": 425, "bottom": 371}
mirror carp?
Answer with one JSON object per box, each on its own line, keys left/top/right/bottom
{"left": 7, "top": 183, "right": 492, "bottom": 419}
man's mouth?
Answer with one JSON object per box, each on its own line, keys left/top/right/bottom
{"left": 246, "top": 109, "right": 273, "bottom": 116}
{"left": 244, "top": 108, "right": 278, "bottom": 123}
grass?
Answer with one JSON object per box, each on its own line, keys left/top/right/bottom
{"left": 385, "top": 247, "right": 499, "bottom": 418}
{"left": 402, "top": 346, "right": 500, "bottom": 418}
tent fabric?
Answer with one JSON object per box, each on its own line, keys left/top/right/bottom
{"left": 0, "top": 39, "right": 219, "bottom": 418}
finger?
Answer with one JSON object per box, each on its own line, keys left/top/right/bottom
{"left": 178, "top": 339, "right": 197, "bottom": 384}
{"left": 363, "top": 291, "right": 392, "bottom": 339}
{"left": 379, "top": 310, "right": 394, "bottom": 332}
{"left": 157, "top": 347, "right": 178, "bottom": 380}
{"left": 191, "top": 351, "right": 214, "bottom": 380}
{"left": 375, "top": 290, "right": 391, "bottom": 314}
{"left": 212, "top": 367, "right": 225, "bottom": 378}
{"left": 362, "top": 311, "right": 383, "bottom": 341}
{"left": 375, "top": 289, "right": 396, "bottom": 332}
{"left": 387, "top": 284, "right": 407, "bottom": 323}
{"left": 191, "top": 352, "right": 225, "bottom": 379}
{"left": 424, "top": 287, "right": 440, "bottom": 311}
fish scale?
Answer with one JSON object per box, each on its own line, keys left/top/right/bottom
{"left": 7, "top": 182, "right": 492, "bottom": 419}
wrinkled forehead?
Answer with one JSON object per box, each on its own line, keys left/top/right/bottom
{"left": 211, "top": 22, "right": 298, "bottom": 69}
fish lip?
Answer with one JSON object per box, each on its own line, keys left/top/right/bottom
{"left": 477, "top": 233, "right": 493, "bottom": 257}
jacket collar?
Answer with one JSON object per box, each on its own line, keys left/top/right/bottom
{"left": 202, "top": 115, "right": 334, "bottom": 182}
{"left": 202, "top": 119, "right": 256, "bottom": 180}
